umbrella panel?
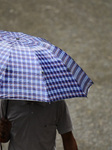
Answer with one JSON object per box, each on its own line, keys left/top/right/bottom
{"left": 35, "top": 50, "right": 86, "bottom": 101}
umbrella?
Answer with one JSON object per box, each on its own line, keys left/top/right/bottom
{"left": 0, "top": 30, "right": 93, "bottom": 103}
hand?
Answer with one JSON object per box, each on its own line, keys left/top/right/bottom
{"left": 0, "top": 118, "right": 12, "bottom": 143}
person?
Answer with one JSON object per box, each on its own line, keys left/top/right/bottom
{"left": 0, "top": 99, "right": 78, "bottom": 150}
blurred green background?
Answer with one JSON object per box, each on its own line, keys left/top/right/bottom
{"left": 0, "top": 0, "right": 112, "bottom": 149}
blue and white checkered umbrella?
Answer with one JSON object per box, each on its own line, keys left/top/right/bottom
{"left": 0, "top": 30, "right": 93, "bottom": 102}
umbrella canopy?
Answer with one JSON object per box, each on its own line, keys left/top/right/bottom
{"left": 0, "top": 30, "right": 93, "bottom": 102}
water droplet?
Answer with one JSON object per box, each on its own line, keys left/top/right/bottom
{"left": 16, "top": 38, "right": 20, "bottom": 40}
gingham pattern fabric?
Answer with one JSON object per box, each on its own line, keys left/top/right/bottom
{"left": 0, "top": 30, "right": 93, "bottom": 102}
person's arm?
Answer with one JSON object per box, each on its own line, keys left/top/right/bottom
{"left": 0, "top": 118, "right": 11, "bottom": 143}
{"left": 61, "top": 131, "right": 78, "bottom": 150}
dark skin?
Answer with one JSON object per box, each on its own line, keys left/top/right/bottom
{"left": 61, "top": 131, "right": 78, "bottom": 150}
{"left": 0, "top": 118, "right": 11, "bottom": 143}
{"left": 0, "top": 119, "right": 78, "bottom": 150}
